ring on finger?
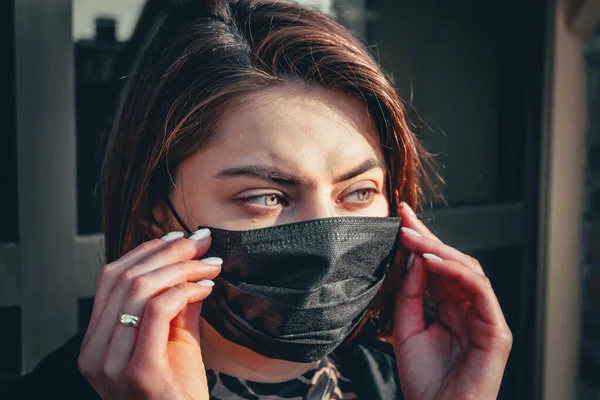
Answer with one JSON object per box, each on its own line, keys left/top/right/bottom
{"left": 117, "top": 311, "right": 142, "bottom": 328}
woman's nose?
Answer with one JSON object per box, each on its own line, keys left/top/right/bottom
{"left": 294, "top": 192, "right": 338, "bottom": 221}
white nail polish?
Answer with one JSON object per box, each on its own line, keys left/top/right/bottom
{"left": 160, "top": 231, "right": 185, "bottom": 242}
{"left": 423, "top": 253, "right": 443, "bottom": 261}
{"left": 188, "top": 228, "right": 211, "bottom": 241}
{"left": 201, "top": 257, "right": 223, "bottom": 265}
{"left": 401, "top": 227, "right": 422, "bottom": 237}
{"left": 401, "top": 202, "right": 417, "bottom": 219}
{"left": 196, "top": 280, "right": 215, "bottom": 287}
{"left": 406, "top": 252, "right": 415, "bottom": 272}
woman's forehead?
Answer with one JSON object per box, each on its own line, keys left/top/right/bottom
{"left": 197, "top": 86, "right": 385, "bottom": 176}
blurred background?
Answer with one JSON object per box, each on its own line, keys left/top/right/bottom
{"left": 0, "top": 0, "right": 598, "bottom": 399}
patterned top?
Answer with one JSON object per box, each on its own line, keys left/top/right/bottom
{"left": 206, "top": 356, "right": 358, "bottom": 400}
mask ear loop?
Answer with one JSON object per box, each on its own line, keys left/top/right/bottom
{"left": 163, "top": 193, "right": 193, "bottom": 236}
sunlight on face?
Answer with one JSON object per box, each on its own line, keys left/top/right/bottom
{"left": 166, "top": 85, "right": 389, "bottom": 231}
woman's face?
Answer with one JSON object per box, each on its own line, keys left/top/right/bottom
{"left": 160, "top": 85, "right": 389, "bottom": 232}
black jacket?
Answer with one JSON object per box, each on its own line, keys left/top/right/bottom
{"left": 2, "top": 333, "right": 403, "bottom": 399}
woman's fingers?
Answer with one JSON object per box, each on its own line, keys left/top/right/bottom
{"left": 398, "top": 202, "right": 442, "bottom": 244}
{"left": 93, "top": 233, "right": 212, "bottom": 343}
{"left": 82, "top": 232, "right": 213, "bottom": 371}
{"left": 94, "top": 230, "right": 210, "bottom": 321}
{"left": 399, "top": 226, "right": 484, "bottom": 275}
{"left": 132, "top": 282, "right": 213, "bottom": 368}
{"left": 425, "top": 257, "right": 512, "bottom": 355}
{"left": 394, "top": 253, "right": 428, "bottom": 346}
{"left": 436, "top": 301, "right": 472, "bottom": 349}
{"left": 85, "top": 237, "right": 175, "bottom": 343}
{"left": 101, "top": 259, "right": 221, "bottom": 376}
{"left": 423, "top": 257, "right": 507, "bottom": 332}
{"left": 116, "top": 259, "right": 221, "bottom": 320}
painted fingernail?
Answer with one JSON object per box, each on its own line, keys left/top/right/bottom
{"left": 201, "top": 257, "right": 223, "bottom": 265}
{"left": 406, "top": 252, "right": 415, "bottom": 272}
{"left": 401, "top": 202, "right": 417, "bottom": 219}
{"left": 188, "top": 228, "right": 211, "bottom": 241}
{"left": 160, "top": 231, "right": 185, "bottom": 242}
{"left": 196, "top": 280, "right": 215, "bottom": 287}
{"left": 401, "top": 227, "right": 422, "bottom": 237}
{"left": 423, "top": 253, "right": 443, "bottom": 262}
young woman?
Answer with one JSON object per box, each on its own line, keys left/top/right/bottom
{"left": 11, "top": 0, "right": 512, "bottom": 398}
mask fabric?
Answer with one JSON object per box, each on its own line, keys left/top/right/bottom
{"left": 196, "top": 217, "right": 401, "bottom": 363}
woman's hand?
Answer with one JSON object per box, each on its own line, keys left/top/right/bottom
{"left": 393, "top": 203, "right": 512, "bottom": 400}
{"left": 78, "top": 230, "right": 221, "bottom": 399}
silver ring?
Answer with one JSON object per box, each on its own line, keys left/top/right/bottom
{"left": 117, "top": 311, "right": 142, "bottom": 328}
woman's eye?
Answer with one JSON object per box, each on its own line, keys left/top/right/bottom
{"left": 242, "top": 194, "right": 285, "bottom": 207}
{"left": 345, "top": 188, "right": 375, "bottom": 203}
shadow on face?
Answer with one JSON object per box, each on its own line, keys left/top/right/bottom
{"left": 161, "top": 85, "right": 389, "bottom": 232}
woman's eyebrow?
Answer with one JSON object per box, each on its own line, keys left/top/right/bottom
{"left": 215, "top": 158, "right": 385, "bottom": 186}
{"left": 214, "top": 165, "right": 304, "bottom": 186}
{"left": 333, "top": 158, "right": 386, "bottom": 183}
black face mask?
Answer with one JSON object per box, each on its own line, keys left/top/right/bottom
{"left": 165, "top": 202, "right": 400, "bottom": 362}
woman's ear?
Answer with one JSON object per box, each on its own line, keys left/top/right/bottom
{"left": 145, "top": 201, "right": 170, "bottom": 239}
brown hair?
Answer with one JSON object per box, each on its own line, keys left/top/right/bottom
{"left": 102, "top": 0, "right": 436, "bottom": 339}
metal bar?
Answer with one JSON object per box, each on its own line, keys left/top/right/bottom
{"left": 420, "top": 203, "right": 526, "bottom": 253}
{"left": 15, "top": 0, "right": 78, "bottom": 373}
{"left": 0, "top": 244, "right": 20, "bottom": 307}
